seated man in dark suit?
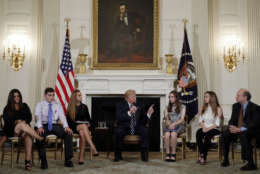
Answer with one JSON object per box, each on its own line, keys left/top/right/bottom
{"left": 114, "top": 89, "right": 154, "bottom": 162}
{"left": 221, "top": 89, "right": 260, "bottom": 171}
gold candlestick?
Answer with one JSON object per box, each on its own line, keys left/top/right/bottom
{"left": 165, "top": 54, "right": 174, "bottom": 74}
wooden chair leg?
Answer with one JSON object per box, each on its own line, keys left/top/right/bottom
{"left": 31, "top": 148, "right": 35, "bottom": 166}
{"left": 90, "top": 148, "right": 93, "bottom": 160}
{"left": 16, "top": 143, "right": 21, "bottom": 164}
{"left": 1, "top": 147, "right": 5, "bottom": 166}
{"left": 196, "top": 145, "right": 199, "bottom": 159}
{"left": 61, "top": 141, "right": 64, "bottom": 160}
{"left": 55, "top": 139, "right": 57, "bottom": 160}
{"left": 161, "top": 136, "right": 164, "bottom": 160}
{"left": 218, "top": 137, "right": 222, "bottom": 162}
{"left": 231, "top": 143, "right": 235, "bottom": 166}
{"left": 182, "top": 137, "right": 186, "bottom": 160}
{"left": 11, "top": 142, "right": 14, "bottom": 168}
{"left": 254, "top": 146, "right": 257, "bottom": 168}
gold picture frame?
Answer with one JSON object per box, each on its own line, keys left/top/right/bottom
{"left": 92, "top": 0, "right": 159, "bottom": 70}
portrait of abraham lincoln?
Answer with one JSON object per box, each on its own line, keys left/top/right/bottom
{"left": 92, "top": 0, "right": 159, "bottom": 69}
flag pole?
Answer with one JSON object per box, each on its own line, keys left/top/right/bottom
{"left": 65, "top": 18, "right": 71, "bottom": 38}
{"left": 57, "top": 18, "right": 71, "bottom": 74}
{"left": 182, "top": 18, "right": 188, "bottom": 29}
{"left": 182, "top": 18, "right": 188, "bottom": 95}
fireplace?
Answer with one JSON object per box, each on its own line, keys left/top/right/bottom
{"left": 91, "top": 96, "right": 161, "bottom": 152}
{"left": 76, "top": 73, "right": 177, "bottom": 149}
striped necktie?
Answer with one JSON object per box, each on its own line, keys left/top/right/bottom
{"left": 130, "top": 104, "right": 135, "bottom": 135}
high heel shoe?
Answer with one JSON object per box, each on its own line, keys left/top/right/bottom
{"left": 93, "top": 153, "right": 99, "bottom": 157}
{"left": 78, "top": 161, "right": 84, "bottom": 165}
{"left": 25, "top": 160, "right": 32, "bottom": 170}
{"left": 91, "top": 148, "right": 99, "bottom": 156}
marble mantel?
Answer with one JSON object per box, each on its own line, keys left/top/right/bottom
{"left": 76, "top": 73, "right": 177, "bottom": 127}
{"left": 76, "top": 73, "right": 177, "bottom": 96}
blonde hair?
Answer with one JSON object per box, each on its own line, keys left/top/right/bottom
{"left": 125, "top": 89, "right": 136, "bottom": 99}
{"left": 202, "top": 91, "right": 220, "bottom": 117}
{"left": 66, "top": 89, "right": 80, "bottom": 121}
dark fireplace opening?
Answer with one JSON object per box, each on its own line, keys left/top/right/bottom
{"left": 91, "top": 96, "right": 161, "bottom": 152}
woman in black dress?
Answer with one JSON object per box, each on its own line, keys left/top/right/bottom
{"left": 3, "top": 89, "right": 43, "bottom": 170}
{"left": 66, "top": 89, "right": 98, "bottom": 164}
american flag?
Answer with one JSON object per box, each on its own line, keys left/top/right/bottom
{"left": 55, "top": 28, "right": 74, "bottom": 113}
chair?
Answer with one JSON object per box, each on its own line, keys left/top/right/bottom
{"left": 16, "top": 139, "right": 35, "bottom": 166}
{"left": 161, "top": 115, "right": 187, "bottom": 160}
{"left": 252, "top": 138, "right": 259, "bottom": 168}
{"left": 32, "top": 134, "right": 63, "bottom": 164}
{"left": 1, "top": 137, "right": 20, "bottom": 168}
{"left": 0, "top": 114, "right": 21, "bottom": 168}
{"left": 34, "top": 120, "right": 67, "bottom": 161}
{"left": 195, "top": 117, "right": 224, "bottom": 162}
{"left": 113, "top": 121, "right": 149, "bottom": 160}
{"left": 124, "top": 135, "right": 140, "bottom": 145}
{"left": 196, "top": 135, "right": 222, "bottom": 161}
{"left": 73, "top": 133, "right": 93, "bottom": 160}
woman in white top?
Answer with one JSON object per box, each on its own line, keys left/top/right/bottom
{"left": 164, "top": 90, "right": 186, "bottom": 162}
{"left": 196, "top": 91, "right": 223, "bottom": 165}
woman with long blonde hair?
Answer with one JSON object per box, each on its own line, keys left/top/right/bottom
{"left": 196, "top": 91, "right": 223, "bottom": 165}
{"left": 66, "top": 89, "right": 98, "bottom": 164}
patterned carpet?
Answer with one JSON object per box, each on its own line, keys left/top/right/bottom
{"left": 0, "top": 152, "right": 259, "bottom": 174}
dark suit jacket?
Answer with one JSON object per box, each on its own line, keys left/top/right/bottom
{"left": 228, "top": 102, "right": 260, "bottom": 131}
{"left": 116, "top": 100, "right": 151, "bottom": 129}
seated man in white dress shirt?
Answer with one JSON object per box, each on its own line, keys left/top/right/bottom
{"left": 35, "top": 87, "right": 73, "bottom": 169}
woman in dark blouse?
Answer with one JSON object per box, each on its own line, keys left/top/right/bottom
{"left": 3, "top": 89, "right": 43, "bottom": 170}
{"left": 66, "top": 89, "right": 98, "bottom": 164}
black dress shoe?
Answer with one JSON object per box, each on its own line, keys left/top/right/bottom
{"left": 114, "top": 156, "right": 120, "bottom": 162}
{"left": 65, "top": 160, "right": 74, "bottom": 167}
{"left": 40, "top": 159, "right": 48, "bottom": 169}
{"left": 221, "top": 160, "right": 230, "bottom": 167}
{"left": 119, "top": 153, "right": 123, "bottom": 160}
{"left": 114, "top": 155, "right": 120, "bottom": 162}
{"left": 93, "top": 153, "right": 99, "bottom": 157}
{"left": 141, "top": 151, "right": 149, "bottom": 162}
{"left": 114, "top": 152, "right": 122, "bottom": 162}
{"left": 78, "top": 161, "right": 84, "bottom": 165}
{"left": 240, "top": 163, "right": 257, "bottom": 171}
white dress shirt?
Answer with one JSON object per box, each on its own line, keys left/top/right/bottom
{"left": 35, "top": 100, "right": 69, "bottom": 128}
{"left": 123, "top": 13, "right": 128, "bottom": 26}
{"left": 199, "top": 106, "right": 220, "bottom": 128}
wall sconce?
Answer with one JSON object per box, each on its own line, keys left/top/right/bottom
{"left": 2, "top": 34, "right": 29, "bottom": 71}
{"left": 222, "top": 35, "right": 246, "bottom": 72}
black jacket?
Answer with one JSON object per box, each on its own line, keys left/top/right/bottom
{"left": 3, "top": 103, "right": 32, "bottom": 137}
{"left": 116, "top": 100, "right": 151, "bottom": 128}
{"left": 228, "top": 102, "right": 260, "bottom": 131}
{"left": 67, "top": 103, "right": 93, "bottom": 132}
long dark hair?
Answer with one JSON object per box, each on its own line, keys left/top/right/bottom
{"left": 201, "top": 91, "right": 220, "bottom": 117}
{"left": 167, "top": 90, "right": 181, "bottom": 114}
{"left": 6, "top": 89, "right": 23, "bottom": 112}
